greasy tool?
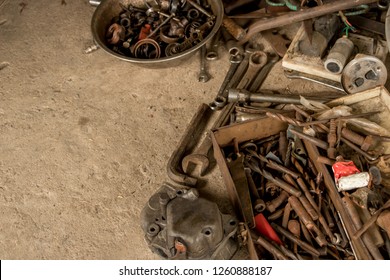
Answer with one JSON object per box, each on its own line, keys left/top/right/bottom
{"left": 198, "top": 45, "right": 211, "bottom": 82}
{"left": 228, "top": 88, "right": 330, "bottom": 104}
{"left": 206, "top": 29, "right": 221, "bottom": 61}
{"left": 284, "top": 69, "right": 344, "bottom": 92}
{"left": 209, "top": 54, "right": 243, "bottom": 110}
{"left": 251, "top": 165, "right": 302, "bottom": 197}
{"left": 236, "top": 51, "right": 268, "bottom": 90}
{"left": 227, "top": 154, "right": 255, "bottom": 228}
{"left": 248, "top": 53, "right": 279, "bottom": 92}
{"left": 245, "top": 168, "right": 266, "bottom": 213}
{"left": 181, "top": 135, "right": 211, "bottom": 176}
{"left": 167, "top": 104, "right": 211, "bottom": 186}
{"left": 182, "top": 102, "right": 234, "bottom": 177}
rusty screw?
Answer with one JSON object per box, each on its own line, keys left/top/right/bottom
{"left": 327, "top": 119, "right": 337, "bottom": 159}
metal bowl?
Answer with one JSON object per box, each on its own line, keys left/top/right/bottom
{"left": 91, "top": 0, "right": 223, "bottom": 67}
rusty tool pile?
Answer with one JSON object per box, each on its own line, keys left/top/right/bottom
{"left": 220, "top": 104, "right": 390, "bottom": 260}
{"left": 105, "top": 0, "right": 216, "bottom": 59}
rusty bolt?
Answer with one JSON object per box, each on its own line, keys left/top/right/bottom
{"left": 327, "top": 119, "right": 337, "bottom": 159}
{"left": 266, "top": 191, "right": 289, "bottom": 213}
{"left": 341, "top": 128, "right": 374, "bottom": 151}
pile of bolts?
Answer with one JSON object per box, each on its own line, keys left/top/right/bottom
{"left": 105, "top": 0, "right": 216, "bottom": 58}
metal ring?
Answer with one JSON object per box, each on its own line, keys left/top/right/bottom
{"left": 165, "top": 43, "right": 180, "bottom": 56}
{"left": 160, "top": 25, "right": 180, "bottom": 43}
{"left": 133, "top": 38, "right": 161, "bottom": 59}
{"left": 120, "top": 17, "right": 131, "bottom": 28}
{"left": 187, "top": 8, "right": 200, "bottom": 20}
{"left": 214, "top": 96, "right": 226, "bottom": 108}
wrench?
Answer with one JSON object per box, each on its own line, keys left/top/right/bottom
{"left": 181, "top": 103, "right": 234, "bottom": 176}
{"left": 206, "top": 29, "right": 221, "bottom": 61}
{"left": 209, "top": 54, "right": 243, "bottom": 110}
{"left": 236, "top": 51, "right": 268, "bottom": 90}
{"left": 198, "top": 45, "right": 211, "bottom": 83}
{"left": 167, "top": 103, "right": 212, "bottom": 186}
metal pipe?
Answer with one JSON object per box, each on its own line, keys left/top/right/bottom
{"left": 342, "top": 195, "right": 384, "bottom": 260}
{"left": 228, "top": 88, "right": 329, "bottom": 104}
{"left": 251, "top": 232, "right": 288, "bottom": 260}
{"left": 241, "top": 0, "right": 379, "bottom": 43}
{"left": 290, "top": 128, "right": 329, "bottom": 150}
{"left": 272, "top": 222, "right": 320, "bottom": 257}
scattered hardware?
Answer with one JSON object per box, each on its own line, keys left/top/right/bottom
{"left": 140, "top": 183, "right": 238, "bottom": 260}
{"left": 282, "top": 11, "right": 388, "bottom": 93}
{"left": 139, "top": 0, "right": 390, "bottom": 260}
{"left": 104, "top": 1, "right": 217, "bottom": 59}
{"left": 211, "top": 88, "right": 390, "bottom": 259}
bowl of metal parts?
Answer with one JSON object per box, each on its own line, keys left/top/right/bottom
{"left": 91, "top": 0, "right": 223, "bottom": 67}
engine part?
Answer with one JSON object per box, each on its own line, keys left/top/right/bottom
{"left": 325, "top": 36, "right": 354, "bottom": 74}
{"left": 341, "top": 54, "right": 388, "bottom": 94}
{"left": 141, "top": 183, "right": 238, "bottom": 259}
{"left": 198, "top": 45, "right": 211, "bottom": 82}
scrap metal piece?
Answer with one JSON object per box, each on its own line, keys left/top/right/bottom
{"left": 240, "top": 0, "right": 379, "bottom": 43}
{"left": 141, "top": 183, "right": 238, "bottom": 259}
{"left": 284, "top": 69, "right": 344, "bottom": 92}
{"left": 227, "top": 154, "right": 256, "bottom": 228}
{"left": 167, "top": 104, "right": 211, "bottom": 186}
{"left": 341, "top": 54, "right": 388, "bottom": 94}
{"left": 325, "top": 36, "right": 354, "bottom": 75}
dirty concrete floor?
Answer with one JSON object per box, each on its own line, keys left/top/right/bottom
{"left": 0, "top": 1, "right": 340, "bottom": 259}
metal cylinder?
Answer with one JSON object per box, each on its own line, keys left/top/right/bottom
{"left": 89, "top": 0, "right": 101, "bottom": 6}
{"left": 325, "top": 37, "right": 354, "bottom": 74}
